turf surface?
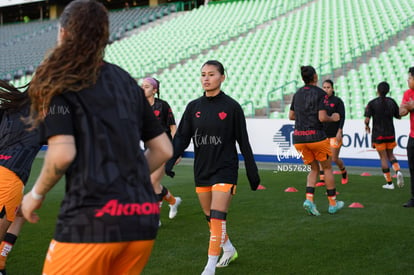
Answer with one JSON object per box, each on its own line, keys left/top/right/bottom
{"left": 7, "top": 158, "right": 414, "bottom": 274}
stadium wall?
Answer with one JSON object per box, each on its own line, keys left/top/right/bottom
{"left": 40, "top": 119, "right": 410, "bottom": 168}
{"left": 182, "top": 119, "right": 410, "bottom": 168}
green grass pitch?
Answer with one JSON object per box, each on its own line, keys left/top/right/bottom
{"left": 6, "top": 158, "right": 414, "bottom": 274}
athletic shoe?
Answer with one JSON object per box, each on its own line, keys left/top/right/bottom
{"left": 158, "top": 220, "right": 162, "bottom": 227}
{"left": 341, "top": 175, "right": 348, "bottom": 184}
{"left": 169, "top": 197, "right": 182, "bottom": 219}
{"left": 328, "top": 201, "right": 344, "bottom": 214}
{"left": 403, "top": 198, "right": 414, "bottom": 208}
{"left": 201, "top": 268, "right": 215, "bottom": 275}
{"left": 216, "top": 248, "right": 238, "bottom": 268}
{"left": 0, "top": 269, "right": 6, "bottom": 275}
{"left": 303, "top": 200, "right": 320, "bottom": 216}
{"left": 397, "top": 171, "right": 404, "bottom": 188}
{"left": 382, "top": 183, "right": 395, "bottom": 190}
{"left": 315, "top": 181, "right": 325, "bottom": 187}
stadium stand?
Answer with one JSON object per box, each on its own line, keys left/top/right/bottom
{"left": 3, "top": 0, "right": 414, "bottom": 120}
{"left": 124, "top": 0, "right": 413, "bottom": 118}
{"left": 0, "top": 3, "right": 179, "bottom": 79}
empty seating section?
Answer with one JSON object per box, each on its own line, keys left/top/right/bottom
{"left": 4, "top": 0, "right": 414, "bottom": 120}
{"left": 0, "top": 5, "right": 177, "bottom": 78}
{"left": 0, "top": 20, "right": 57, "bottom": 76}
{"left": 105, "top": 0, "right": 311, "bottom": 79}
{"left": 335, "top": 35, "right": 414, "bottom": 119}
{"left": 142, "top": 0, "right": 413, "bottom": 118}
{"left": 108, "top": 4, "right": 177, "bottom": 42}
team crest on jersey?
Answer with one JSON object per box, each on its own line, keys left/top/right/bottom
{"left": 195, "top": 111, "right": 201, "bottom": 118}
{"left": 218, "top": 112, "right": 227, "bottom": 120}
{"left": 153, "top": 110, "right": 160, "bottom": 117}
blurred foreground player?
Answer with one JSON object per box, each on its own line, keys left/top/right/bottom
{"left": 21, "top": 1, "right": 172, "bottom": 274}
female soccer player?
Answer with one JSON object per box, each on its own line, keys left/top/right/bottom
{"left": 21, "top": 1, "right": 172, "bottom": 274}
{"left": 365, "top": 81, "right": 403, "bottom": 189}
{"left": 289, "top": 66, "right": 344, "bottom": 216}
{"left": 317, "top": 79, "right": 348, "bottom": 185}
{"left": 142, "top": 77, "right": 182, "bottom": 223}
{"left": 0, "top": 80, "right": 41, "bottom": 274}
{"left": 166, "top": 60, "right": 260, "bottom": 275}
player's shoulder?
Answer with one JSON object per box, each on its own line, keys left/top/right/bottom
{"left": 155, "top": 97, "right": 169, "bottom": 106}
{"left": 221, "top": 92, "right": 240, "bottom": 105}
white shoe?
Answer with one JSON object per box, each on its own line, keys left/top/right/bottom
{"left": 382, "top": 183, "right": 395, "bottom": 190}
{"left": 201, "top": 268, "right": 215, "bottom": 275}
{"left": 158, "top": 220, "right": 162, "bottom": 227}
{"left": 216, "top": 248, "right": 238, "bottom": 268}
{"left": 397, "top": 171, "right": 404, "bottom": 188}
{"left": 169, "top": 197, "right": 182, "bottom": 219}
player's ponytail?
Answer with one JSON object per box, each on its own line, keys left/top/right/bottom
{"left": 0, "top": 80, "right": 29, "bottom": 112}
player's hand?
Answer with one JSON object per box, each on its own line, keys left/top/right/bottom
{"left": 331, "top": 113, "right": 340, "bottom": 122}
{"left": 21, "top": 191, "right": 44, "bottom": 223}
{"left": 336, "top": 132, "right": 342, "bottom": 143}
{"left": 165, "top": 169, "right": 175, "bottom": 178}
{"left": 365, "top": 125, "right": 370, "bottom": 134}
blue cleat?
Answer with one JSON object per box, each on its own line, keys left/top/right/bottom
{"left": 328, "top": 201, "right": 344, "bottom": 214}
{"left": 303, "top": 200, "right": 321, "bottom": 216}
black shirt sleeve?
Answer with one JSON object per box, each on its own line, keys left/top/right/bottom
{"left": 42, "top": 95, "right": 74, "bottom": 140}
{"left": 391, "top": 98, "right": 401, "bottom": 119}
{"left": 164, "top": 100, "right": 176, "bottom": 127}
{"left": 337, "top": 97, "right": 346, "bottom": 129}
{"left": 364, "top": 101, "right": 373, "bottom": 118}
{"left": 140, "top": 87, "right": 165, "bottom": 142}
{"left": 165, "top": 103, "right": 193, "bottom": 174}
{"left": 234, "top": 104, "right": 260, "bottom": 191}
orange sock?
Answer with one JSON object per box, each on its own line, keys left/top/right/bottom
{"left": 163, "top": 190, "right": 176, "bottom": 205}
{"left": 208, "top": 210, "right": 227, "bottom": 256}
{"left": 326, "top": 189, "right": 337, "bottom": 206}
{"left": 319, "top": 171, "right": 325, "bottom": 182}
{"left": 161, "top": 186, "right": 175, "bottom": 205}
{"left": 0, "top": 233, "right": 17, "bottom": 269}
{"left": 382, "top": 168, "right": 392, "bottom": 183}
{"left": 391, "top": 161, "right": 400, "bottom": 172}
{"left": 306, "top": 193, "right": 314, "bottom": 202}
{"left": 306, "top": 186, "right": 315, "bottom": 202}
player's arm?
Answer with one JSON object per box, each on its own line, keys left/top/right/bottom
{"left": 144, "top": 132, "right": 173, "bottom": 173}
{"left": 22, "top": 135, "right": 76, "bottom": 223}
{"left": 288, "top": 94, "right": 296, "bottom": 120}
{"left": 364, "top": 117, "right": 370, "bottom": 134}
{"left": 288, "top": 110, "right": 295, "bottom": 120}
{"left": 400, "top": 100, "right": 414, "bottom": 117}
{"left": 319, "top": 109, "right": 339, "bottom": 122}
{"left": 170, "top": 124, "right": 177, "bottom": 138}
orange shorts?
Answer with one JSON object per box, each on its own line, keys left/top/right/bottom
{"left": 373, "top": 141, "right": 396, "bottom": 151}
{"left": 42, "top": 239, "right": 155, "bottom": 275}
{"left": 196, "top": 183, "right": 236, "bottom": 195}
{"left": 294, "top": 139, "right": 332, "bottom": 165}
{"left": 329, "top": 137, "right": 342, "bottom": 149}
{"left": 0, "top": 166, "right": 24, "bottom": 222}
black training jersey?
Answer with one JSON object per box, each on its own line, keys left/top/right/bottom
{"left": 290, "top": 85, "right": 328, "bottom": 144}
{"left": 364, "top": 96, "right": 400, "bottom": 143}
{"left": 166, "top": 91, "right": 260, "bottom": 190}
{"left": 152, "top": 98, "right": 175, "bottom": 140}
{"left": 323, "top": 93, "right": 345, "bottom": 138}
{"left": 40, "top": 62, "right": 165, "bottom": 243}
{"left": 0, "top": 104, "right": 41, "bottom": 183}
